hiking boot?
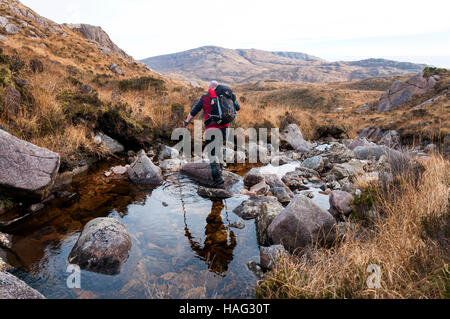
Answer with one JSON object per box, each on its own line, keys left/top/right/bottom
{"left": 210, "top": 162, "right": 225, "bottom": 188}
{"left": 211, "top": 178, "right": 225, "bottom": 188}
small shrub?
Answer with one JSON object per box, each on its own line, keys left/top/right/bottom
{"left": 118, "top": 76, "right": 165, "bottom": 92}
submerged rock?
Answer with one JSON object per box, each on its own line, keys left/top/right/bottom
{"left": 197, "top": 187, "right": 232, "bottom": 200}
{"left": 127, "top": 151, "right": 163, "bottom": 185}
{"left": 268, "top": 195, "right": 336, "bottom": 251}
{"left": 0, "top": 271, "right": 46, "bottom": 299}
{"left": 68, "top": 217, "right": 132, "bottom": 275}
{"left": 0, "top": 129, "right": 60, "bottom": 201}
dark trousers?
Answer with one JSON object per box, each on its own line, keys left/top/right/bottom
{"left": 204, "top": 128, "right": 227, "bottom": 183}
{"left": 204, "top": 127, "right": 228, "bottom": 159}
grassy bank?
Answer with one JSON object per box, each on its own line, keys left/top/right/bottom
{"left": 256, "top": 156, "right": 449, "bottom": 299}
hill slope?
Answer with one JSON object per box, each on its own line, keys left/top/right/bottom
{"left": 141, "top": 46, "right": 426, "bottom": 84}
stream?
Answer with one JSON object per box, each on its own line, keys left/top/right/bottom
{"left": 0, "top": 160, "right": 329, "bottom": 299}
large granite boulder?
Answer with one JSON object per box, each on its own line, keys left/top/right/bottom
{"left": 268, "top": 195, "right": 336, "bottom": 250}
{"left": 68, "top": 218, "right": 132, "bottom": 275}
{"left": 377, "top": 72, "right": 438, "bottom": 112}
{"left": 0, "top": 129, "right": 60, "bottom": 201}
{"left": 0, "top": 271, "right": 45, "bottom": 299}
{"left": 280, "top": 124, "right": 312, "bottom": 152}
{"left": 127, "top": 151, "right": 163, "bottom": 185}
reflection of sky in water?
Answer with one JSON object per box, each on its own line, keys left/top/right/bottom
{"left": 5, "top": 165, "right": 259, "bottom": 299}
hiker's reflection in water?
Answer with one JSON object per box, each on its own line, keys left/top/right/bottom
{"left": 184, "top": 201, "right": 237, "bottom": 275}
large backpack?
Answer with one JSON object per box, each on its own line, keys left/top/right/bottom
{"left": 205, "top": 85, "right": 237, "bottom": 126}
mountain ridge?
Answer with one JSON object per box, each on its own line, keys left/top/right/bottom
{"left": 141, "top": 46, "right": 427, "bottom": 84}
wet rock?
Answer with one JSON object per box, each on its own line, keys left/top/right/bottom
{"left": 159, "top": 159, "right": 183, "bottom": 171}
{"left": 127, "top": 151, "right": 163, "bottom": 185}
{"left": 329, "top": 190, "right": 354, "bottom": 218}
{"left": 233, "top": 196, "right": 283, "bottom": 220}
{"left": 259, "top": 245, "right": 288, "bottom": 270}
{"left": 268, "top": 195, "right": 336, "bottom": 251}
{"left": 0, "top": 129, "right": 60, "bottom": 201}
{"left": 158, "top": 145, "right": 179, "bottom": 161}
{"left": 0, "top": 271, "right": 46, "bottom": 299}
{"left": 246, "top": 261, "right": 264, "bottom": 279}
{"left": 250, "top": 180, "right": 270, "bottom": 195}
{"left": 181, "top": 161, "right": 240, "bottom": 189}
{"left": 255, "top": 199, "right": 284, "bottom": 246}
{"left": 302, "top": 155, "right": 324, "bottom": 172}
{"left": 111, "top": 166, "right": 127, "bottom": 175}
{"left": 94, "top": 132, "right": 124, "bottom": 154}
{"left": 197, "top": 187, "right": 232, "bottom": 200}
{"left": 229, "top": 221, "right": 245, "bottom": 229}
{"left": 280, "top": 124, "right": 312, "bottom": 152}
{"left": 68, "top": 217, "right": 132, "bottom": 275}
{"left": 0, "top": 232, "right": 13, "bottom": 249}
{"left": 243, "top": 168, "right": 264, "bottom": 188}
{"left": 270, "top": 155, "right": 292, "bottom": 166}
{"left": 270, "top": 187, "right": 292, "bottom": 205}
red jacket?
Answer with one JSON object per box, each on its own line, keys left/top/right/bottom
{"left": 190, "top": 89, "right": 230, "bottom": 130}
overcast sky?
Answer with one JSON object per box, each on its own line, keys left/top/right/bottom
{"left": 21, "top": 0, "right": 450, "bottom": 67}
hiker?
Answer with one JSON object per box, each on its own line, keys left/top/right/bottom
{"left": 184, "top": 81, "right": 240, "bottom": 187}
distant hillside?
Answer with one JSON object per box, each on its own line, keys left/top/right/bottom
{"left": 141, "top": 46, "right": 426, "bottom": 84}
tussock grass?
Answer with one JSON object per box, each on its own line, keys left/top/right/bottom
{"left": 256, "top": 157, "right": 450, "bottom": 299}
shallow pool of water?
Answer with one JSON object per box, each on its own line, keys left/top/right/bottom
{"left": 2, "top": 162, "right": 261, "bottom": 299}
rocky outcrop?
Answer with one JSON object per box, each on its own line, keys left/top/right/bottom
{"left": 0, "top": 271, "right": 45, "bottom": 299}
{"left": 268, "top": 195, "right": 336, "bottom": 250}
{"left": 127, "top": 151, "right": 163, "bottom": 185}
{"left": 377, "top": 72, "right": 438, "bottom": 112}
{"left": 68, "top": 217, "right": 132, "bottom": 275}
{"left": 280, "top": 124, "right": 312, "bottom": 152}
{"left": 0, "top": 129, "right": 60, "bottom": 201}
{"left": 330, "top": 159, "right": 366, "bottom": 181}
{"left": 65, "top": 24, "right": 131, "bottom": 59}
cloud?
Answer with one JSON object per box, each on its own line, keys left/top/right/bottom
{"left": 20, "top": 0, "right": 450, "bottom": 67}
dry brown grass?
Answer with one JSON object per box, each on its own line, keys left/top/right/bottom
{"left": 256, "top": 156, "right": 450, "bottom": 299}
